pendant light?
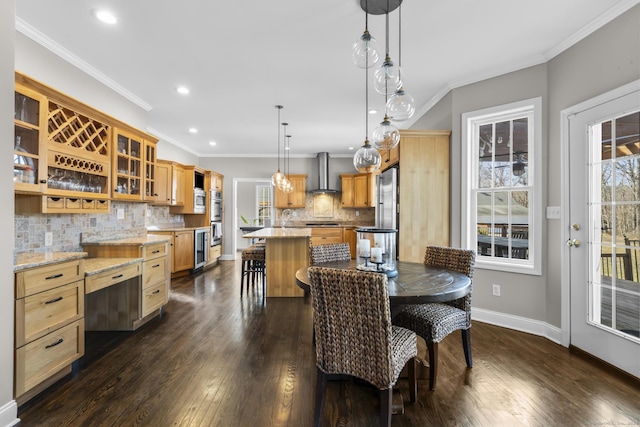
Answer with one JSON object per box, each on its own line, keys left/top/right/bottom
{"left": 353, "top": 15, "right": 381, "bottom": 174}
{"left": 352, "top": 0, "right": 379, "bottom": 69}
{"left": 373, "top": 0, "right": 402, "bottom": 96}
{"left": 271, "top": 105, "right": 286, "bottom": 188}
{"left": 278, "top": 122, "right": 291, "bottom": 191}
{"left": 386, "top": 3, "right": 415, "bottom": 121}
{"left": 283, "top": 134, "right": 294, "bottom": 193}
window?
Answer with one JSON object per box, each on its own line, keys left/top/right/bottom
{"left": 462, "top": 98, "right": 542, "bottom": 275}
{"left": 256, "top": 185, "right": 272, "bottom": 227}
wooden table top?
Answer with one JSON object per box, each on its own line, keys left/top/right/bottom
{"left": 295, "top": 260, "right": 471, "bottom": 306}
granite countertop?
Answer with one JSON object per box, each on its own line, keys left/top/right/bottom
{"left": 147, "top": 226, "right": 210, "bottom": 232}
{"left": 275, "top": 222, "right": 374, "bottom": 229}
{"left": 81, "top": 234, "right": 170, "bottom": 246}
{"left": 242, "top": 227, "right": 311, "bottom": 239}
{"left": 14, "top": 251, "right": 88, "bottom": 272}
{"left": 84, "top": 257, "right": 143, "bottom": 276}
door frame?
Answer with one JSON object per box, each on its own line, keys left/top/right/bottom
{"left": 232, "top": 178, "right": 273, "bottom": 258}
{"left": 560, "top": 79, "right": 640, "bottom": 347}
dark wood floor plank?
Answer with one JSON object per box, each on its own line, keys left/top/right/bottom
{"left": 16, "top": 258, "right": 640, "bottom": 426}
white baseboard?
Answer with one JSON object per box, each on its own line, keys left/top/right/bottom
{"left": 219, "top": 254, "right": 235, "bottom": 261}
{"left": 0, "top": 400, "right": 19, "bottom": 427}
{"left": 472, "top": 307, "right": 563, "bottom": 345}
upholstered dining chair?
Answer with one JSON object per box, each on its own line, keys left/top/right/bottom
{"left": 309, "top": 242, "right": 352, "bottom": 264}
{"left": 308, "top": 267, "right": 417, "bottom": 427}
{"left": 392, "top": 246, "right": 475, "bottom": 391}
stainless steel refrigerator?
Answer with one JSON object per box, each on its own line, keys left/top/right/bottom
{"left": 376, "top": 167, "right": 399, "bottom": 255}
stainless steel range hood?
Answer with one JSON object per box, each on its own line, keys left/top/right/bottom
{"left": 310, "top": 152, "right": 338, "bottom": 194}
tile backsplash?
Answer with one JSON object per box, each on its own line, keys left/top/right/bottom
{"left": 14, "top": 203, "right": 183, "bottom": 253}
{"left": 274, "top": 193, "right": 375, "bottom": 225}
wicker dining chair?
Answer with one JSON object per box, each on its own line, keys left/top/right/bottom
{"left": 308, "top": 267, "right": 417, "bottom": 427}
{"left": 392, "top": 246, "right": 475, "bottom": 391}
{"left": 309, "top": 242, "right": 352, "bottom": 264}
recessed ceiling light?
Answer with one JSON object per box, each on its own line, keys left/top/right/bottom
{"left": 92, "top": 9, "right": 117, "bottom": 24}
{"left": 188, "top": 128, "right": 198, "bottom": 134}
{"left": 348, "top": 147, "right": 354, "bottom": 150}
{"left": 368, "top": 109, "right": 377, "bottom": 115}
{"left": 176, "top": 86, "right": 189, "bottom": 95}
{"left": 209, "top": 141, "right": 216, "bottom": 146}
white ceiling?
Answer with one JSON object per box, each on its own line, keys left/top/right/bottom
{"left": 15, "top": 0, "right": 639, "bottom": 158}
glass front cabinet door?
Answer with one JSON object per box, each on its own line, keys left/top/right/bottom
{"left": 112, "top": 128, "right": 143, "bottom": 201}
{"left": 14, "top": 84, "right": 45, "bottom": 193}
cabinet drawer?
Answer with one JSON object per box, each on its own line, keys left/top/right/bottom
{"left": 85, "top": 262, "right": 141, "bottom": 294}
{"left": 65, "top": 198, "right": 81, "bottom": 209}
{"left": 46, "top": 197, "right": 64, "bottom": 209}
{"left": 141, "top": 281, "right": 166, "bottom": 317}
{"left": 16, "top": 259, "right": 84, "bottom": 299}
{"left": 210, "top": 244, "right": 221, "bottom": 259}
{"left": 143, "top": 256, "right": 168, "bottom": 289}
{"left": 142, "top": 242, "right": 168, "bottom": 260}
{"left": 15, "top": 319, "right": 84, "bottom": 397}
{"left": 311, "top": 227, "right": 343, "bottom": 238}
{"left": 96, "top": 199, "right": 109, "bottom": 210}
{"left": 81, "top": 199, "right": 95, "bottom": 209}
{"left": 15, "top": 280, "right": 84, "bottom": 348}
{"left": 310, "top": 236, "right": 344, "bottom": 246}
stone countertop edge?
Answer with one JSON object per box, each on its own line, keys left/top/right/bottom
{"left": 147, "top": 226, "right": 210, "bottom": 232}
{"left": 14, "top": 251, "right": 88, "bottom": 273}
{"left": 81, "top": 234, "right": 170, "bottom": 246}
{"left": 84, "top": 257, "right": 143, "bottom": 276}
{"left": 242, "top": 227, "right": 312, "bottom": 238}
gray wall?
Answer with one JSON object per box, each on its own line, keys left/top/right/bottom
{"left": 1, "top": 0, "right": 17, "bottom": 424}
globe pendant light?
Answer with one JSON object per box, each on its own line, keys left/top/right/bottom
{"left": 283, "top": 134, "right": 294, "bottom": 193}
{"left": 353, "top": 16, "right": 381, "bottom": 174}
{"left": 271, "top": 105, "right": 286, "bottom": 188}
{"left": 386, "top": 4, "right": 415, "bottom": 121}
{"left": 372, "top": 114, "right": 400, "bottom": 150}
{"left": 278, "top": 122, "right": 291, "bottom": 191}
{"left": 373, "top": 2, "right": 402, "bottom": 96}
{"left": 352, "top": 0, "right": 379, "bottom": 69}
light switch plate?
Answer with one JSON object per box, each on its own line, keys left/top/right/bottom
{"left": 546, "top": 206, "right": 561, "bottom": 219}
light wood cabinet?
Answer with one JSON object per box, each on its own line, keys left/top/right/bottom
{"left": 112, "top": 128, "right": 157, "bottom": 202}
{"left": 340, "top": 173, "right": 375, "bottom": 208}
{"left": 398, "top": 130, "right": 451, "bottom": 262}
{"left": 143, "top": 140, "right": 157, "bottom": 202}
{"left": 14, "top": 83, "right": 45, "bottom": 194}
{"left": 274, "top": 174, "right": 307, "bottom": 208}
{"left": 170, "top": 165, "right": 205, "bottom": 214}
{"left": 148, "top": 230, "right": 194, "bottom": 274}
{"left": 343, "top": 227, "right": 357, "bottom": 259}
{"left": 154, "top": 160, "right": 185, "bottom": 206}
{"left": 310, "top": 227, "right": 344, "bottom": 246}
{"left": 14, "top": 259, "right": 85, "bottom": 401}
{"left": 378, "top": 144, "right": 400, "bottom": 171}
{"left": 211, "top": 172, "right": 223, "bottom": 192}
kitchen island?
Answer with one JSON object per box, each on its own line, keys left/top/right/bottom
{"left": 242, "top": 227, "right": 311, "bottom": 297}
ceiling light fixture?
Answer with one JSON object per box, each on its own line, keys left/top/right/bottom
{"left": 283, "top": 134, "right": 294, "bottom": 193}
{"left": 353, "top": 1, "right": 381, "bottom": 173}
{"left": 352, "top": 1, "right": 379, "bottom": 69}
{"left": 279, "top": 123, "right": 291, "bottom": 191}
{"left": 373, "top": 0, "right": 402, "bottom": 96}
{"left": 93, "top": 9, "right": 117, "bottom": 24}
{"left": 271, "top": 105, "right": 286, "bottom": 189}
{"left": 176, "top": 86, "right": 190, "bottom": 95}
{"left": 209, "top": 141, "right": 216, "bottom": 146}
{"left": 188, "top": 128, "right": 198, "bottom": 134}
{"left": 386, "top": 4, "right": 415, "bottom": 121}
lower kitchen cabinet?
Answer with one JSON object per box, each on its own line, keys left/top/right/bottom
{"left": 343, "top": 227, "right": 357, "bottom": 259}
{"left": 310, "top": 227, "right": 344, "bottom": 246}
{"left": 148, "top": 230, "right": 194, "bottom": 274}
{"left": 14, "top": 257, "right": 85, "bottom": 403}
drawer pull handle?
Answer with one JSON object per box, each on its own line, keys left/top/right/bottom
{"left": 112, "top": 274, "right": 124, "bottom": 279}
{"left": 152, "top": 289, "right": 161, "bottom": 294}
{"left": 45, "top": 296, "right": 63, "bottom": 304}
{"left": 45, "top": 273, "right": 64, "bottom": 280}
{"left": 152, "top": 264, "right": 160, "bottom": 268}
{"left": 45, "top": 338, "right": 64, "bottom": 349}
{"left": 152, "top": 250, "right": 160, "bottom": 254}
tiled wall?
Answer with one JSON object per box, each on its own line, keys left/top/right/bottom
{"left": 14, "top": 203, "right": 183, "bottom": 253}
{"left": 273, "top": 193, "right": 376, "bottom": 225}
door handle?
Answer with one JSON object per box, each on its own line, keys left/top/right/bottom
{"left": 566, "top": 239, "right": 581, "bottom": 247}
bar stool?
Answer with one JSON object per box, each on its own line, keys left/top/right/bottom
{"left": 241, "top": 245, "right": 266, "bottom": 297}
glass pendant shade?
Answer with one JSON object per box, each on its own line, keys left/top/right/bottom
{"left": 374, "top": 57, "right": 402, "bottom": 95}
{"left": 372, "top": 116, "right": 400, "bottom": 150}
{"left": 353, "top": 140, "right": 382, "bottom": 173}
{"left": 277, "top": 176, "right": 291, "bottom": 192}
{"left": 272, "top": 170, "right": 286, "bottom": 188}
{"left": 352, "top": 30, "right": 379, "bottom": 69}
{"left": 386, "top": 87, "right": 415, "bottom": 122}
{"left": 282, "top": 178, "right": 294, "bottom": 193}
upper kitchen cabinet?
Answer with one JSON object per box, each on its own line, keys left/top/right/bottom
{"left": 398, "top": 130, "right": 451, "bottom": 262}
{"left": 274, "top": 174, "right": 307, "bottom": 208}
{"left": 112, "top": 128, "right": 158, "bottom": 202}
{"left": 154, "top": 160, "right": 185, "bottom": 206}
{"left": 211, "top": 171, "right": 223, "bottom": 193}
{"left": 14, "top": 84, "right": 45, "bottom": 193}
{"left": 340, "top": 173, "right": 375, "bottom": 208}
{"left": 378, "top": 144, "right": 399, "bottom": 171}
{"left": 169, "top": 165, "right": 206, "bottom": 214}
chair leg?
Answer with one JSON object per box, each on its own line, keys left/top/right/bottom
{"left": 462, "top": 328, "right": 473, "bottom": 367}
{"left": 240, "top": 260, "right": 246, "bottom": 297}
{"left": 313, "top": 367, "right": 327, "bottom": 427}
{"left": 407, "top": 357, "right": 416, "bottom": 403}
{"left": 428, "top": 341, "right": 438, "bottom": 391}
{"left": 379, "top": 388, "right": 392, "bottom": 427}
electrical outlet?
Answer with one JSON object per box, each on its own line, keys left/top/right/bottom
{"left": 117, "top": 208, "right": 125, "bottom": 220}
{"left": 492, "top": 284, "right": 501, "bottom": 296}
{"left": 146, "top": 209, "right": 151, "bottom": 217}
{"left": 355, "top": 210, "right": 360, "bottom": 217}
{"left": 45, "top": 232, "right": 53, "bottom": 247}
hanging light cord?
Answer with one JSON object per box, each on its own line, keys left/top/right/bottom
{"left": 384, "top": 0, "right": 390, "bottom": 112}
{"left": 398, "top": 3, "right": 402, "bottom": 68}
{"left": 276, "top": 105, "right": 282, "bottom": 170}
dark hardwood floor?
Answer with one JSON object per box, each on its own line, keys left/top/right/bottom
{"left": 18, "top": 259, "right": 640, "bottom": 426}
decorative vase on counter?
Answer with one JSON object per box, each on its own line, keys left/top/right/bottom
{"left": 355, "top": 228, "right": 397, "bottom": 277}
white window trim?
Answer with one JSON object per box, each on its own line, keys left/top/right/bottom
{"left": 461, "top": 97, "right": 542, "bottom": 275}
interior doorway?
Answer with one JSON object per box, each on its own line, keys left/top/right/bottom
{"left": 232, "top": 178, "right": 273, "bottom": 257}
{"left": 563, "top": 80, "right": 640, "bottom": 378}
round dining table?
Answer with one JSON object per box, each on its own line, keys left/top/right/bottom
{"left": 295, "top": 260, "right": 471, "bottom": 306}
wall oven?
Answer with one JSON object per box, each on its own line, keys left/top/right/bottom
{"left": 194, "top": 188, "right": 206, "bottom": 214}
{"left": 210, "top": 190, "right": 222, "bottom": 222}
